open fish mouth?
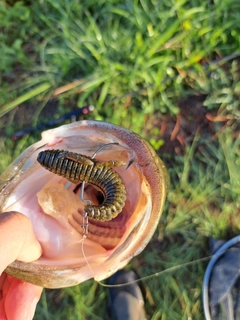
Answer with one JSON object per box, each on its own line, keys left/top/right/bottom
{"left": 0, "top": 120, "right": 168, "bottom": 288}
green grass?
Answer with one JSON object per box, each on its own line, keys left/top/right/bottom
{"left": 1, "top": 0, "right": 240, "bottom": 122}
{"left": 1, "top": 0, "right": 240, "bottom": 319}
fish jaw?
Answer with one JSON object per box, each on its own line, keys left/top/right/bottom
{"left": 0, "top": 120, "right": 168, "bottom": 288}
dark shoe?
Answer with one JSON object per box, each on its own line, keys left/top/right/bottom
{"left": 108, "top": 269, "right": 146, "bottom": 320}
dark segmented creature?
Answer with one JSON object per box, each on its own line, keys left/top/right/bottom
{"left": 37, "top": 149, "right": 126, "bottom": 221}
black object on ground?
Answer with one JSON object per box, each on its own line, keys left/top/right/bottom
{"left": 203, "top": 236, "right": 240, "bottom": 320}
{"left": 108, "top": 269, "right": 146, "bottom": 320}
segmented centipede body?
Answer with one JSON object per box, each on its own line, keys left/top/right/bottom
{"left": 37, "top": 149, "right": 126, "bottom": 222}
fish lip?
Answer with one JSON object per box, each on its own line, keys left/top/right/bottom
{"left": 1, "top": 120, "right": 168, "bottom": 288}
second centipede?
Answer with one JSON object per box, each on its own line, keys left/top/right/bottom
{"left": 37, "top": 149, "right": 127, "bottom": 222}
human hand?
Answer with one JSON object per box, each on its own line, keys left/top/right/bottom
{"left": 0, "top": 212, "right": 43, "bottom": 320}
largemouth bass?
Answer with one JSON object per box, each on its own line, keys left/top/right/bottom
{"left": 0, "top": 120, "right": 168, "bottom": 288}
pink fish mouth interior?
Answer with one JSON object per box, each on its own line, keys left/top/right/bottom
{"left": 2, "top": 140, "right": 148, "bottom": 267}
{"left": 59, "top": 182, "right": 132, "bottom": 248}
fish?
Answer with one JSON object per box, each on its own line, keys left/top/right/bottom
{"left": 0, "top": 120, "right": 168, "bottom": 288}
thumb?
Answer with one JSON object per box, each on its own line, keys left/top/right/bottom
{"left": 0, "top": 211, "right": 42, "bottom": 275}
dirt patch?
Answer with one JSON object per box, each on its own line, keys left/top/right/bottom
{"left": 155, "top": 94, "right": 238, "bottom": 155}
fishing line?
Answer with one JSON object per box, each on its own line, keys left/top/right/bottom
{"left": 96, "top": 240, "right": 240, "bottom": 317}
{"left": 97, "top": 255, "right": 212, "bottom": 288}
{"left": 80, "top": 235, "right": 96, "bottom": 279}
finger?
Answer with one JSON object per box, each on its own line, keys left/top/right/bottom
{"left": 0, "top": 273, "right": 8, "bottom": 319}
{"left": 4, "top": 275, "right": 43, "bottom": 320}
{"left": 0, "top": 300, "right": 6, "bottom": 319}
{"left": 1, "top": 273, "right": 10, "bottom": 298}
{"left": 0, "top": 273, "right": 8, "bottom": 295}
{"left": 0, "top": 212, "right": 42, "bottom": 275}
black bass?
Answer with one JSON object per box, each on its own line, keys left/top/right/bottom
{"left": 0, "top": 120, "right": 168, "bottom": 288}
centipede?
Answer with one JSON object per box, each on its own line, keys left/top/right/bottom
{"left": 37, "top": 148, "right": 127, "bottom": 222}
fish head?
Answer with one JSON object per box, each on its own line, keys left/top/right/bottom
{"left": 0, "top": 120, "right": 168, "bottom": 288}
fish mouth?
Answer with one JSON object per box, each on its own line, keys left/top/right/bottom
{"left": 38, "top": 178, "right": 134, "bottom": 251}
{"left": 0, "top": 120, "right": 168, "bottom": 288}
{"left": 2, "top": 140, "right": 148, "bottom": 266}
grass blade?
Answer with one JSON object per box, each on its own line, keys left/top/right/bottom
{"left": 1, "top": 83, "right": 52, "bottom": 117}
